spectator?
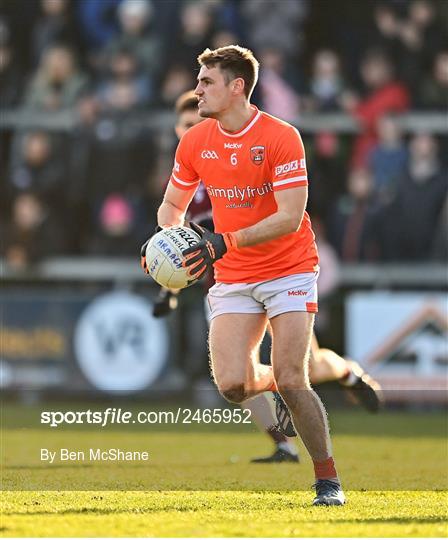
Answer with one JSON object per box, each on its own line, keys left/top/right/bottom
{"left": 84, "top": 120, "right": 156, "bottom": 202}
{"left": 308, "top": 131, "right": 346, "bottom": 220}
{"left": 371, "top": 2, "right": 400, "bottom": 51}
{"left": 306, "top": 49, "right": 345, "bottom": 111}
{"left": 366, "top": 3, "right": 409, "bottom": 81}
{"left": 158, "top": 64, "right": 195, "bottom": 108}
{"left": 23, "top": 45, "right": 88, "bottom": 111}
{"left": 70, "top": 45, "right": 157, "bottom": 251}
{"left": 102, "top": 0, "right": 162, "bottom": 84}
{"left": 31, "top": 0, "right": 79, "bottom": 66}
{"left": 209, "top": 0, "right": 241, "bottom": 39}
{"left": 241, "top": 0, "right": 309, "bottom": 60}
{"left": 86, "top": 193, "right": 143, "bottom": 255}
{"left": 0, "top": 2, "right": 39, "bottom": 71}
{"left": 328, "top": 168, "right": 379, "bottom": 262}
{"left": 347, "top": 49, "right": 410, "bottom": 168}
{"left": 406, "top": 0, "right": 448, "bottom": 68}
{"left": 81, "top": 92, "right": 158, "bottom": 214}
{"left": 9, "top": 131, "right": 67, "bottom": 212}
{"left": 258, "top": 47, "right": 301, "bottom": 121}
{"left": 95, "top": 46, "right": 151, "bottom": 111}
{"left": 76, "top": 0, "right": 121, "bottom": 53}
{"left": 3, "top": 192, "right": 68, "bottom": 269}
{"left": 210, "top": 29, "right": 240, "bottom": 50}
{"left": 417, "top": 50, "right": 448, "bottom": 109}
{"left": 379, "top": 133, "right": 447, "bottom": 261}
{"left": 0, "top": 21, "right": 23, "bottom": 107}
{"left": 165, "top": 1, "right": 215, "bottom": 73}
{"left": 384, "top": 0, "right": 443, "bottom": 93}
{"left": 368, "top": 116, "right": 408, "bottom": 201}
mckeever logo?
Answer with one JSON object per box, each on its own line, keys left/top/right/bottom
{"left": 224, "top": 143, "right": 243, "bottom": 149}
{"left": 288, "top": 290, "right": 307, "bottom": 296}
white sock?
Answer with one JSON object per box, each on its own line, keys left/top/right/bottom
{"left": 340, "top": 368, "right": 359, "bottom": 387}
{"left": 277, "top": 441, "right": 298, "bottom": 455}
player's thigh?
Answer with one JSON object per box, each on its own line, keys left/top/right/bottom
{"left": 269, "top": 311, "right": 315, "bottom": 388}
{"left": 209, "top": 313, "right": 267, "bottom": 388}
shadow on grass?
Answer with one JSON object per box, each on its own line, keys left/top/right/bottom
{"left": 4, "top": 464, "right": 95, "bottom": 470}
{"left": 3, "top": 507, "right": 447, "bottom": 524}
{"left": 332, "top": 516, "right": 447, "bottom": 525}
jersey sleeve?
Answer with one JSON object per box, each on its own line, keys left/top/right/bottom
{"left": 169, "top": 132, "right": 200, "bottom": 191}
{"left": 271, "top": 126, "right": 308, "bottom": 191}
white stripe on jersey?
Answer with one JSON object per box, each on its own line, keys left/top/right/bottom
{"left": 172, "top": 173, "right": 200, "bottom": 187}
{"left": 272, "top": 175, "right": 308, "bottom": 188}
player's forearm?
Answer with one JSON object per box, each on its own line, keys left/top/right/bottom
{"left": 158, "top": 182, "right": 198, "bottom": 228}
{"left": 157, "top": 200, "right": 186, "bottom": 228}
{"left": 234, "top": 208, "right": 303, "bottom": 248}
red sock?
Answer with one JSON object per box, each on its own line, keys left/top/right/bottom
{"left": 313, "top": 456, "right": 338, "bottom": 480}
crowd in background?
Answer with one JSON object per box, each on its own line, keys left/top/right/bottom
{"left": 1, "top": 0, "right": 447, "bottom": 271}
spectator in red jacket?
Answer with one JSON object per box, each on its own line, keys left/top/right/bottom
{"left": 345, "top": 49, "right": 410, "bottom": 168}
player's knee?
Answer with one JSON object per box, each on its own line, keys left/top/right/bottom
{"left": 275, "top": 369, "right": 309, "bottom": 393}
{"left": 219, "top": 383, "right": 246, "bottom": 404}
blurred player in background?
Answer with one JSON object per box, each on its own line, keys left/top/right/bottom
{"left": 146, "top": 89, "right": 382, "bottom": 467}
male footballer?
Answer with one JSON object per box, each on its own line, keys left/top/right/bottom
{"left": 148, "top": 90, "right": 381, "bottom": 466}
{"left": 151, "top": 45, "right": 346, "bottom": 505}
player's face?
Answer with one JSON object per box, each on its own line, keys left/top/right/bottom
{"left": 175, "top": 109, "right": 203, "bottom": 139}
{"left": 194, "top": 65, "right": 233, "bottom": 118}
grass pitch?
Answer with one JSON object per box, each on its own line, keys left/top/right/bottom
{"left": 3, "top": 490, "right": 447, "bottom": 537}
{"left": 1, "top": 405, "right": 447, "bottom": 537}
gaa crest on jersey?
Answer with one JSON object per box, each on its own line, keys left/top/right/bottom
{"left": 250, "top": 145, "right": 265, "bottom": 165}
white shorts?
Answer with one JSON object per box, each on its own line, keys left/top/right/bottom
{"left": 207, "top": 272, "right": 319, "bottom": 320}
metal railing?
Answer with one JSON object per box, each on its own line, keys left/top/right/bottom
{"left": 2, "top": 258, "right": 447, "bottom": 289}
{"left": 1, "top": 108, "right": 447, "bottom": 134}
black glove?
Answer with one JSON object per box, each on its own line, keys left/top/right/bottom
{"left": 182, "top": 222, "right": 237, "bottom": 279}
{"left": 152, "top": 287, "right": 179, "bottom": 317}
{"left": 140, "top": 226, "right": 162, "bottom": 275}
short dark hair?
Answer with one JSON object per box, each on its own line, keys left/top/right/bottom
{"left": 197, "top": 45, "right": 259, "bottom": 99}
{"left": 175, "top": 90, "right": 198, "bottom": 115}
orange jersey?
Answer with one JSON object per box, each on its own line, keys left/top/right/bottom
{"left": 170, "top": 106, "right": 319, "bottom": 283}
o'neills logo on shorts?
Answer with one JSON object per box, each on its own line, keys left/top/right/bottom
{"left": 288, "top": 290, "right": 307, "bottom": 296}
{"left": 206, "top": 182, "right": 273, "bottom": 202}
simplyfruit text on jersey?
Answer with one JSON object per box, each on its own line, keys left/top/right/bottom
{"left": 169, "top": 106, "right": 319, "bottom": 283}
